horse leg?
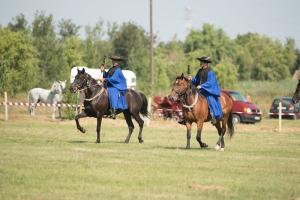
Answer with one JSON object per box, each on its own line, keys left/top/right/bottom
{"left": 196, "top": 120, "right": 208, "bottom": 148}
{"left": 186, "top": 122, "right": 192, "bottom": 149}
{"left": 215, "top": 120, "right": 226, "bottom": 151}
{"left": 58, "top": 106, "right": 62, "bottom": 119}
{"left": 123, "top": 110, "right": 134, "bottom": 143}
{"left": 29, "top": 101, "right": 36, "bottom": 116}
{"left": 75, "top": 111, "right": 88, "bottom": 133}
{"left": 132, "top": 112, "right": 144, "bottom": 143}
{"left": 96, "top": 114, "right": 103, "bottom": 143}
{"left": 52, "top": 105, "right": 56, "bottom": 120}
{"left": 220, "top": 119, "right": 227, "bottom": 151}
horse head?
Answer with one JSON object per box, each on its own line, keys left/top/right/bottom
{"left": 169, "top": 73, "right": 190, "bottom": 102}
{"left": 59, "top": 80, "right": 67, "bottom": 93}
{"left": 70, "top": 68, "right": 91, "bottom": 93}
{"left": 51, "top": 81, "right": 62, "bottom": 94}
{"left": 292, "top": 79, "right": 300, "bottom": 104}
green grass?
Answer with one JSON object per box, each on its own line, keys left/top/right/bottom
{"left": 0, "top": 117, "right": 299, "bottom": 200}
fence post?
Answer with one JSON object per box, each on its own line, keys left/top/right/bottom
{"left": 4, "top": 92, "right": 8, "bottom": 121}
{"left": 146, "top": 97, "right": 151, "bottom": 126}
{"left": 278, "top": 101, "right": 282, "bottom": 132}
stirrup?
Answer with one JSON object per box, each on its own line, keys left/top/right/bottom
{"left": 110, "top": 109, "right": 116, "bottom": 119}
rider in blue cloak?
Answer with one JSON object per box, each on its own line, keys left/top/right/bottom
{"left": 178, "top": 56, "right": 223, "bottom": 125}
{"left": 99, "top": 55, "right": 128, "bottom": 119}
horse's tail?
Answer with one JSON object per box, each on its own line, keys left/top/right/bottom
{"left": 139, "top": 92, "right": 149, "bottom": 117}
{"left": 227, "top": 111, "right": 235, "bottom": 138}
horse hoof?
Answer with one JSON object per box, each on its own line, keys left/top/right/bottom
{"left": 186, "top": 145, "right": 191, "bottom": 149}
{"left": 80, "top": 128, "right": 86, "bottom": 134}
{"left": 96, "top": 140, "right": 100, "bottom": 143}
{"left": 124, "top": 139, "right": 129, "bottom": 143}
{"left": 138, "top": 139, "right": 144, "bottom": 143}
{"left": 220, "top": 148, "right": 225, "bottom": 151}
{"left": 200, "top": 143, "right": 208, "bottom": 148}
{"left": 215, "top": 144, "right": 221, "bottom": 151}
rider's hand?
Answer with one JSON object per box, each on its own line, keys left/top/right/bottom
{"left": 100, "top": 64, "right": 105, "bottom": 72}
{"left": 99, "top": 77, "right": 105, "bottom": 82}
{"left": 197, "top": 85, "right": 201, "bottom": 89}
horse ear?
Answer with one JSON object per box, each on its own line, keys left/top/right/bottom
{"left": 180, "top": 73, "right": 184, "bottom": 79}
{"left": 82, "top": 68, "right": 85, "bottom": 73}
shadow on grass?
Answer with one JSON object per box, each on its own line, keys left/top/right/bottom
{"left": 68, "top": 140, "right": 126, "bottom": 144}
{"left": 68, "top": 140, "right": 89, "bottom": 144}
{"left": 153, "top": 145, "right": 215, "bottom": 151}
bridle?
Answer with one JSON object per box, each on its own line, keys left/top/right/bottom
{"left": 73, "top": 75, "right": 105, "bottom": 101}
{"left": 173, "top": 79, "right": 199, "bottom": 111}
{"left": 73, "top": 76, "right": 101, "bottom": 92}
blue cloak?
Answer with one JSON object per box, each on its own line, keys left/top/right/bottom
{"left": 103, "top": 67, "right": 128, "bottom": 110}
{"left": 192, "top": 70, "right": 223, "bottom": 119}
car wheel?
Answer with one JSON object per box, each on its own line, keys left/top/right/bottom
{"left": 232, "top": 114, "right": 241, "bottom": 124}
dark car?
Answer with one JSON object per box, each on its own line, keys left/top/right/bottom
{"left": 268, "top": 97, "right": 300, "bottom": 120}
{"left": 222, "top": 90, "right": 262, "bottom": 124}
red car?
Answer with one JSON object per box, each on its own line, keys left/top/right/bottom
{"left": 222, "top": 90, "right": 262, "bottom": 124}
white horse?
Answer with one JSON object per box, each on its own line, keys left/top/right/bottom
{"left": 28, "top": 80, "right": 66, "bottom": 119}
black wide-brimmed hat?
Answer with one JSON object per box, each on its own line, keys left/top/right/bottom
{"left": 110, "top": 55, "right": 124, "bottom": 61}
{"left": 196, "top": 56, "right": 211, "bottom": 63}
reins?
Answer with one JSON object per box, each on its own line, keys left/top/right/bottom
{"left": 84, "top": 87, "right": 105, "bottom": 101}
{"left": 182, "top": 92, "right": 198, "bottom": 111}
{"left": 78, "top": 83, "right": 101, "bottom": 92}
{"left": 76, "top": 78, "right": 105, "bottom": 101}
{"left": 178, "top": 81, "right": 199, "bottom": 111}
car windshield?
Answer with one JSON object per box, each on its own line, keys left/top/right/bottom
{"left": 229, "top": 91, "right": 247, "bottom": 102}
{"left": 272, "top": 98, "right": 292, "bottom": 107}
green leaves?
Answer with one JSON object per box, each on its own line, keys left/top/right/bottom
{"left": 0, "top": 28, "right": 39, "bottom": 95}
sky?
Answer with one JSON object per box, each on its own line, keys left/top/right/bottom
{"left": 0, "top": 0, "right": 300, "bottom": 47}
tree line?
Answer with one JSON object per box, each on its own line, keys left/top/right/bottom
{"left": 0, "top": 12, "right": 299, "bottom": 96}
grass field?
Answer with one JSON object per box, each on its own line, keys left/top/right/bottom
{"left": 0, "top": 115, "right": 299, "bottom": 200}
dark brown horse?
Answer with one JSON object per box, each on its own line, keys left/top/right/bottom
{"left": 292, "top": 80, "right": 300, "bottom": 104}
{"left": 70, "top": 68, "right": 148, "bottom": 143}
{"left": 169, "top": 74, "right": 234, "bottom": 151}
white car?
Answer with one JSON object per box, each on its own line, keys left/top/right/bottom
{"left": 70, "top": 66, "right": 136, "bottom": 90}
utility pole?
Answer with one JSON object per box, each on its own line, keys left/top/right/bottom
{"left": 149, "top": 0, "right": 154, "bottom": 90}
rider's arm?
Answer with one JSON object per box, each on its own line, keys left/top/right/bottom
{"left": 191, "top": 75, "right": 200, "bottom": 86}
{"left": 105, "top": 68, "right": 121, "bottom": 84}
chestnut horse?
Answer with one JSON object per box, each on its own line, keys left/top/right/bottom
{"left": 70, "top": 68, "right": 148, "bottom": 143}
{"left": 292, "top": 80, "right": 300, "bottom": 104}
{"left": 169, "top": 74, "right": 234, "bottom": 151}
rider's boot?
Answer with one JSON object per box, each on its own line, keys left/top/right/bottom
{"left": 110, "top": 108, "right": 116, "bottom": 120}
{"left": 211, "top": 117, "right": 217, "bottom": 125}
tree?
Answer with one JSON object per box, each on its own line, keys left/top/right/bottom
{"left": 214, "top": 60, "right": 239, "bottom": 89}
{"left": 32, "top": 11, "right": 61, "bottom": 84}
{"left": 82, "top": 20, "right": 113, "bottom": 68}
{"left": 155, "top": 39, "right": 187, "bottom": 91}
{"left": 58, "top": 19, "right": 80, "bottom": 38}
{"left": 112, "top": 22, "right": 150, "bottom": 92}
{"left": 184, "top": 24, "right": 237, "bottom": 67}
{"left": 235, "top": 33, "right": 296, "bottom": 81}
{"left": 60, "top": 36, "right": 84, "bottom": 79}
{"left": 7, "top": 14, "right": 28, "bottom": 32}
{"left": 0, "top": 28, "right": 39, "bottom": 95}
